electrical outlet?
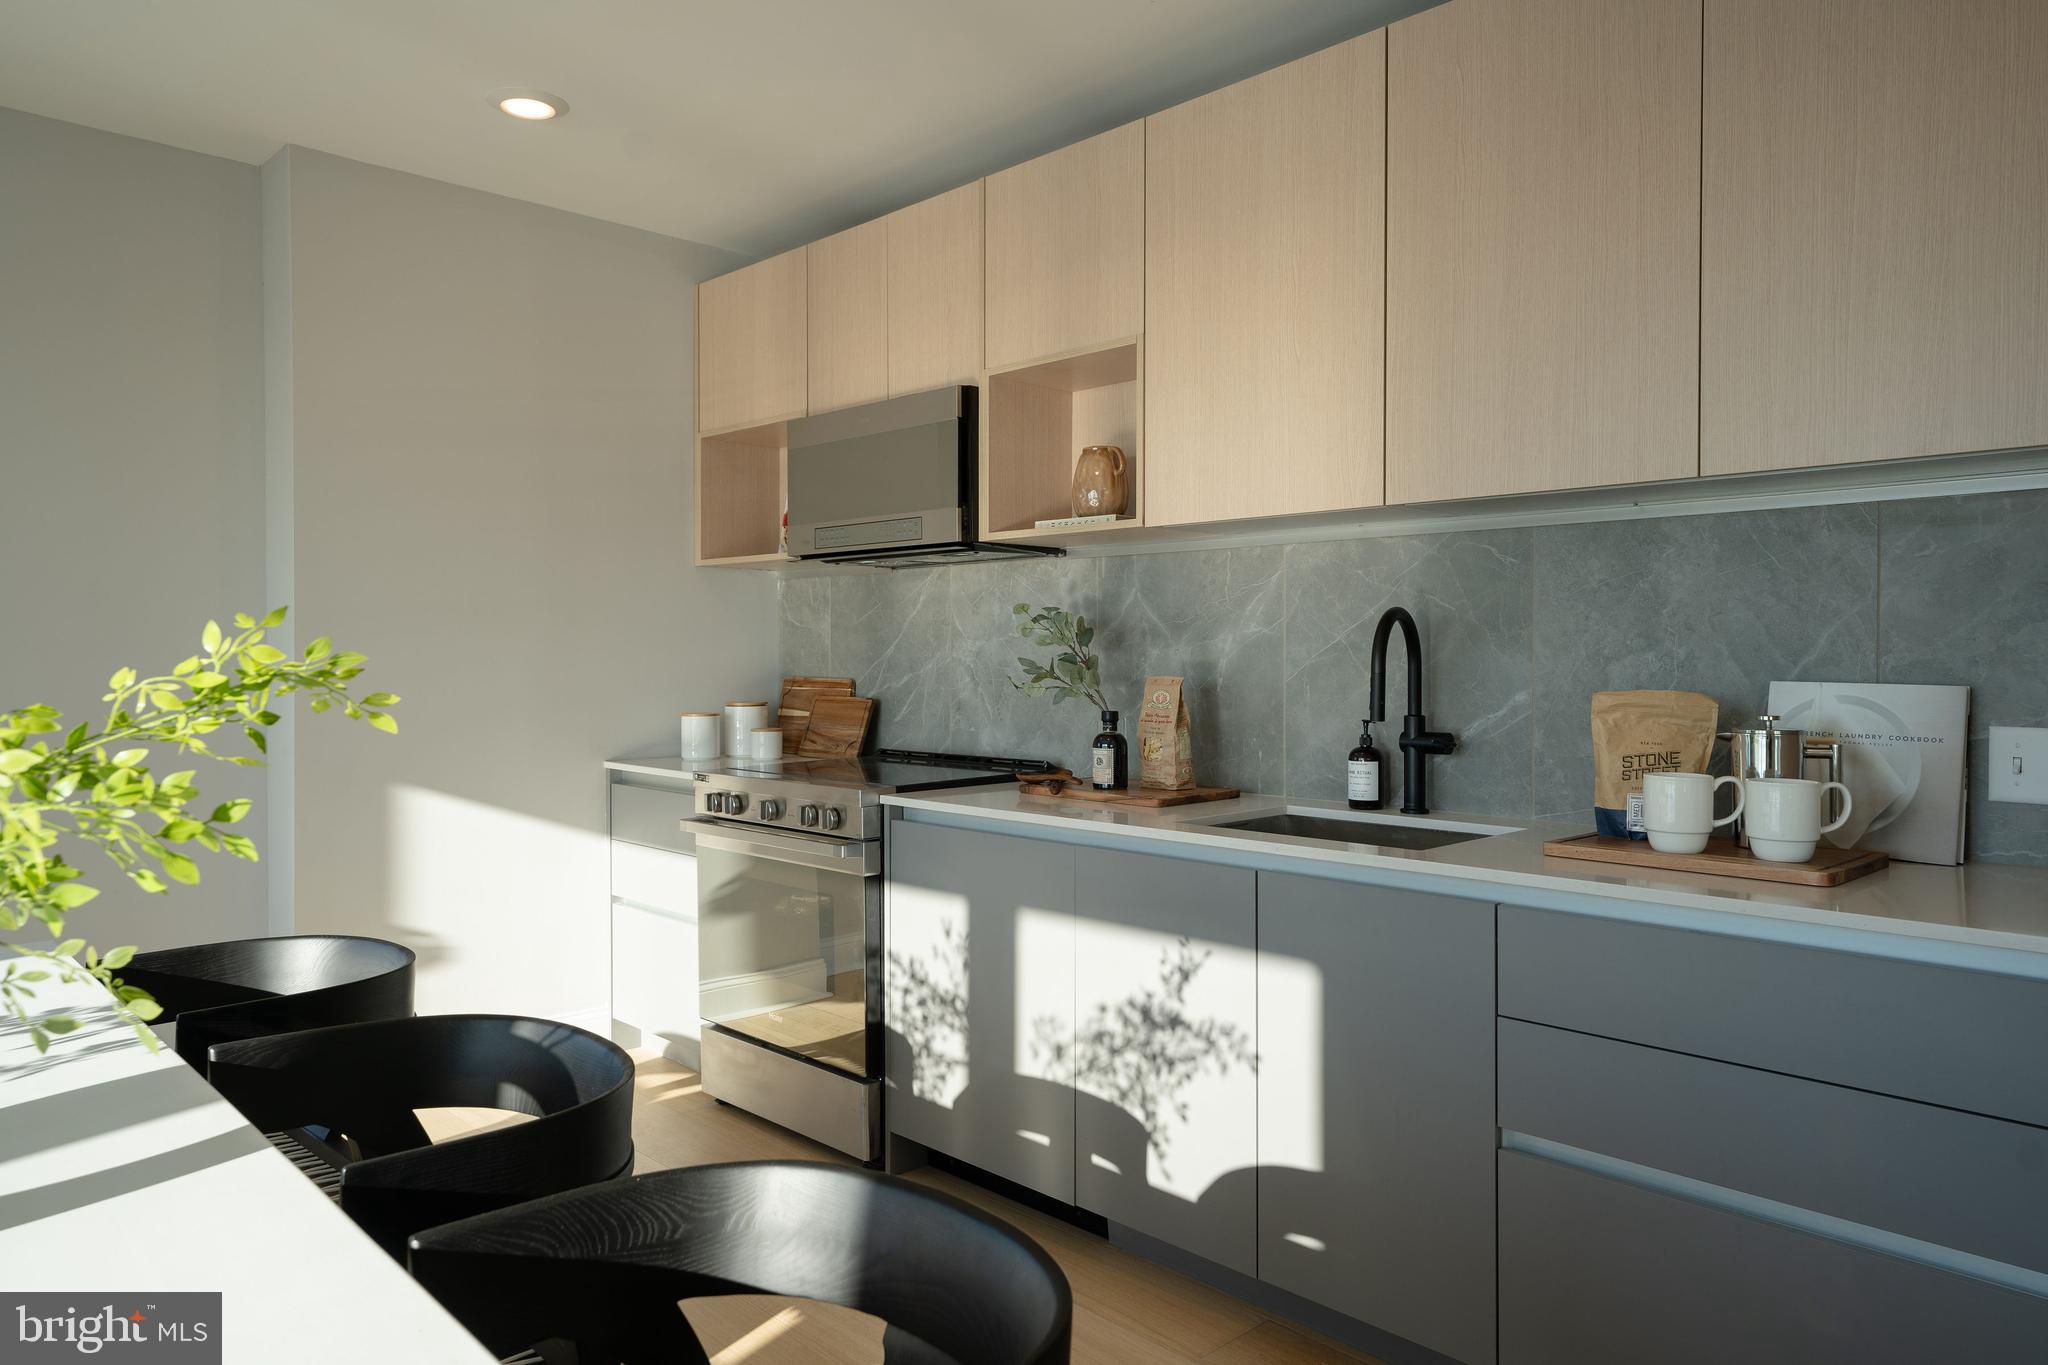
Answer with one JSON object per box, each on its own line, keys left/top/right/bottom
{"left": 1988, "top": 727, "right": 2048, "bottom": 805}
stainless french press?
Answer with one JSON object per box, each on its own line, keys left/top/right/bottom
{"left": 1719, "top": 714, "right": 1844, "bottom": 847}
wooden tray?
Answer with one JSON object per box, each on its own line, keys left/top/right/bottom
{"left": 798, "top": 695, "right": 876, "bottom": 757}
{"left": 1542, "top": 834, "right": 1890, "bottom": 887}
{"left": 1017, "top": 773, "right": 1239, "bottom": 808}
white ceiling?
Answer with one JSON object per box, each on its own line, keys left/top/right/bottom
{"left": 0, "top": 0, "right": 1437, "bottom": 256}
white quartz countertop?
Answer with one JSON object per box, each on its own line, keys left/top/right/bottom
{"left": 882, "top": 787, "right": 2048, "bottom": 966}
{"left": 604, "top": 754, "right": 700, "bottom": 780}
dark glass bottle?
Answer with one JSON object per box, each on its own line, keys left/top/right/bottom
{"left": 1091, "top": 709, "right": 1129, "bottom": 791}
{"left": 1347, "top": 720, "right": 1383, "bottom": 810}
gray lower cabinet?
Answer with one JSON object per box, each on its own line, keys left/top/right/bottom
{"left": 1498, "top": 905, "right": 2048, "bottom": 1127}
{"left": 1072, "top": 847, "right": 1257, "bottom": 1275}
{"left": 1500, "top": 1149, "right": 2048, "bottom": 1364}
{"left": 1256, "top": 873, "right": 1497, "bottom": 1365}
{"left": 885, "top": 819, "right": 1077, "bottom": 1202}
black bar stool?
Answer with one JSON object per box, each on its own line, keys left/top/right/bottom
{"left": 407, "top": 1159, "right": 1073, "bottom": 1365}
{"left": 121, "top": 933, "right": 415, "bottom": 1069}
{"left": 205, "top": 1014, "right": 636, "bottom": 1259}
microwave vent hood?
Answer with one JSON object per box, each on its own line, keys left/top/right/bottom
{"left": 784, "top": 386, "right": 1062, "bottom": 568}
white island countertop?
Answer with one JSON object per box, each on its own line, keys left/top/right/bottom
{"left": 0, "top": 975, "right": 497, "bottom": 1363}
{"left": 883, "top": 787, "right": 2048, "bottom": 973}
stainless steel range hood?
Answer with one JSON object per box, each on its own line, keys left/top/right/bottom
{"left": 784, "top": 386, "right": 1062, "bottom": 568}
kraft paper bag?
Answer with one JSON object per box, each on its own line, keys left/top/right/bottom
{"left": 1139, "top": 676, "right": 1195, "bottom": 790}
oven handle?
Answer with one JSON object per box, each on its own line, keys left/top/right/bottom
{"left": 688, "top": 822, "right": 881, "bottom": 877}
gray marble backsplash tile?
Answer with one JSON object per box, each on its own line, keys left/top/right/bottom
{"left": 1878, "top": 489, "right": 2048, "bottom": 866}
{"left": 1282, "top": 530, "right": 1533, "bottom": 817}
{"left": 1528, "top": 503, "right": 1881, "bottom": 821}
{"left": 777, "top": 488, "right": 2047, "bottom": 865}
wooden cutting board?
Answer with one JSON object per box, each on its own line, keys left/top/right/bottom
{"left": 798, "top": 695, "right": 876, "bottom": 757}
{"left": 1016, "top": 771, "right": 1239, "bottom": 807}
{"left": 779, "top": 676, "right": 854, "bottom": 748}
{"left": 1543, "top": 834, "right": 1889, "bottom": 887}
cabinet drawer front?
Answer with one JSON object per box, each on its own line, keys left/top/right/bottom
{"left": 609, "top": 779, "right": 698, "bottom": 855}
{"left": 1498, "top": 906, "right": 2048, "bottom": 1126}
{"left": 611, "top": 841, "right": 697, "bottom": 918}
{"left": 1500, "top": 1018, "right": 2048, "bottom": 1275}
{"left": 1500, "top": 1150, "right": 2048, "bottom": 1365}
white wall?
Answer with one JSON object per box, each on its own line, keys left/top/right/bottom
{"left": 269, "top": 148, "right": 777, "bottom": 1023}
{"left": 0, "top": 107, "right": 269, "bottom": 951}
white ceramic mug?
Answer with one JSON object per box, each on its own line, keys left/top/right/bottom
{"left": 750, "top": 726, "right": 783, "bottom": 762}
{"left": 1642, "top": 772, "right": 1745, "bottom": 854}
{"left": 679, "top": 712, "right": 720, "bottom": 760}
{"left": 1743, "top": 777, "right": 1853, "bottom": 863}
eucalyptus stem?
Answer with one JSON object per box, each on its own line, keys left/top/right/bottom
{"left": 1009, "top": 604, "right": 1109, "bottom": 713}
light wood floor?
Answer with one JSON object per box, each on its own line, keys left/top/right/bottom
{"left": 422, "top": 1050, "right": 1384, "bottom": 1365}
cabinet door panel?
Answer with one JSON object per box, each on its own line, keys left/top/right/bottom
{"left": 1702, "top": 0, "right": 2048, "bottom": 473}
{"left": 1146, "top": 34, "right": 1384, "bottom": 527}
{"left": 611, "top": 898, "right": 699, "bottom": 1062}
{"left": 984, "top": 123, "right": 1144, "bottom": 369}
{"left": 1387, "top": 0, "right": 1700, "bottom": 502}
{"left": 697, "top": 248, "right": 807, "bottom": 432}
{"left": 807, "top": 219, "right": 889, "bottom": 414}
{"left": 887, "top": 183, "right": 983, "bottom": 395}
{"left": 1500, "top": 1149, "right": 2048, "bottom": 1364}
{"left": 1258, "top": 874, "right": 1496, "bottom": 1365}
{"left": 1073, "top": 848, "right": 1256, "bottom": 1275}
{"left": 886, "top": 820, "right": 1075, "bottom": 1202}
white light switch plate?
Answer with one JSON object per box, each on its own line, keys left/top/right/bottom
{"left": 1989, "top": 726, "right": 2048, "bottom": 805}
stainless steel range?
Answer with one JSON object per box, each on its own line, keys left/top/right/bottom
{"left": 686, "top": 749, "right": 1045, "bottom": 1162}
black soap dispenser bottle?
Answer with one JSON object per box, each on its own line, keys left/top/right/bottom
{"left": 1091, "top": 709, "right": 1129, "bottom": 791}
{"left": 1348, "top": 720, "right": 1383, "bottom": 811}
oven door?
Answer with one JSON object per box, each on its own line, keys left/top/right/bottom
{"left": 692, "top": 822, "right": 882, "bottom": 1078}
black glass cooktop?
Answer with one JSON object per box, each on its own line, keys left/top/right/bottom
{"left": 704, "top": 749, "right": 1052, "bottom": 794}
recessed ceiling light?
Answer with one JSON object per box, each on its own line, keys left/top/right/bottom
{"left": 489, "top": 88, "right": 567, "bottom": 121}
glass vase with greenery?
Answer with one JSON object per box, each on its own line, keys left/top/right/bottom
{"left": 1, "top": 608, "right": 397, "bottom": 1052}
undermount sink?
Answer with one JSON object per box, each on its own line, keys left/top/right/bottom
{"left": 1208, "top": 811, "right": 1512, "bottom": 851}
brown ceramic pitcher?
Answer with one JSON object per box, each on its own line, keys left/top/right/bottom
{"left": 1071, "top": 445, "right": 1130, "bottom": 519}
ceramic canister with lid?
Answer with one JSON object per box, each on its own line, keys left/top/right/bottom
{"left": 680, "top": 712, "right": 720, "bottom": 760}
{"left": 723, "top": 701, "right": 769, "bottom": 757}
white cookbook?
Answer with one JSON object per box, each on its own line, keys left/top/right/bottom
{"left": 1766, "top": 682, "right": 1971, "bottom": 865}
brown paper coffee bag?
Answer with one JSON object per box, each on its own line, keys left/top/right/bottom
{"left": 1139, "top": 676, "right": 1195, "bottom": 790}
{"left": 1591, "top": 690, "right": 1718, "bottom": 838}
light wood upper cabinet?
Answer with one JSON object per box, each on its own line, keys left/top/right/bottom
{"left": 1386, "top": 0, "right": 1701, "bottom": 504}
{"left": 806, "top": 219, "right": 889, "bottom": 414}
{"left": 887, "top": 183, "right": 984, "bottom": 395}
{"left": 696, "top": 246, "right": 807, "bottom": 434}
{"left": 1702, "top": 0, "right": 2048, "bottom": 475}
{"left": 1145, "top": 34, "right": 1385, "bottom": 527}
{"left": 984, "top": 122, "right": 1145, "bottom": 370}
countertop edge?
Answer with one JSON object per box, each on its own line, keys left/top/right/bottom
{"left": 881, "top": 789, "right": 2048, "bottom": 974}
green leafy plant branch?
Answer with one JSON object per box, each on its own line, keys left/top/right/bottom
{"left": 1008, "top": 603, "right": 1108, "bottom": 712}
{"left": 1, "top": 607, "right": 398, "bottom": 1053}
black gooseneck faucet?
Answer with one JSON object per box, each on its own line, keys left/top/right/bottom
{"left": 1367, "top": 606, "right": 1457, "bottom": 815}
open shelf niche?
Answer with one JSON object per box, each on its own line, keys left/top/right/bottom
{"left": 980, "top": 338, "right": 1143, "bottom": 541}
{"left": 695, "top": 420, "right": 792, "bottom": 566}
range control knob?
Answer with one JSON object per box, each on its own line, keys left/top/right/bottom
{"left": 706, "top": 792, "right": 728, "bottom": 814}
{"left": 726, "top": 793, "right": 748, "bottom": 815}
{"left": 821, "top": 807, "right": 844, "bottom": 832}
{"left": 799, "top": 804, "right": 820, "bottom": 828}
{"left": 759, "top": 798, "right": 783, "bottom": 821}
